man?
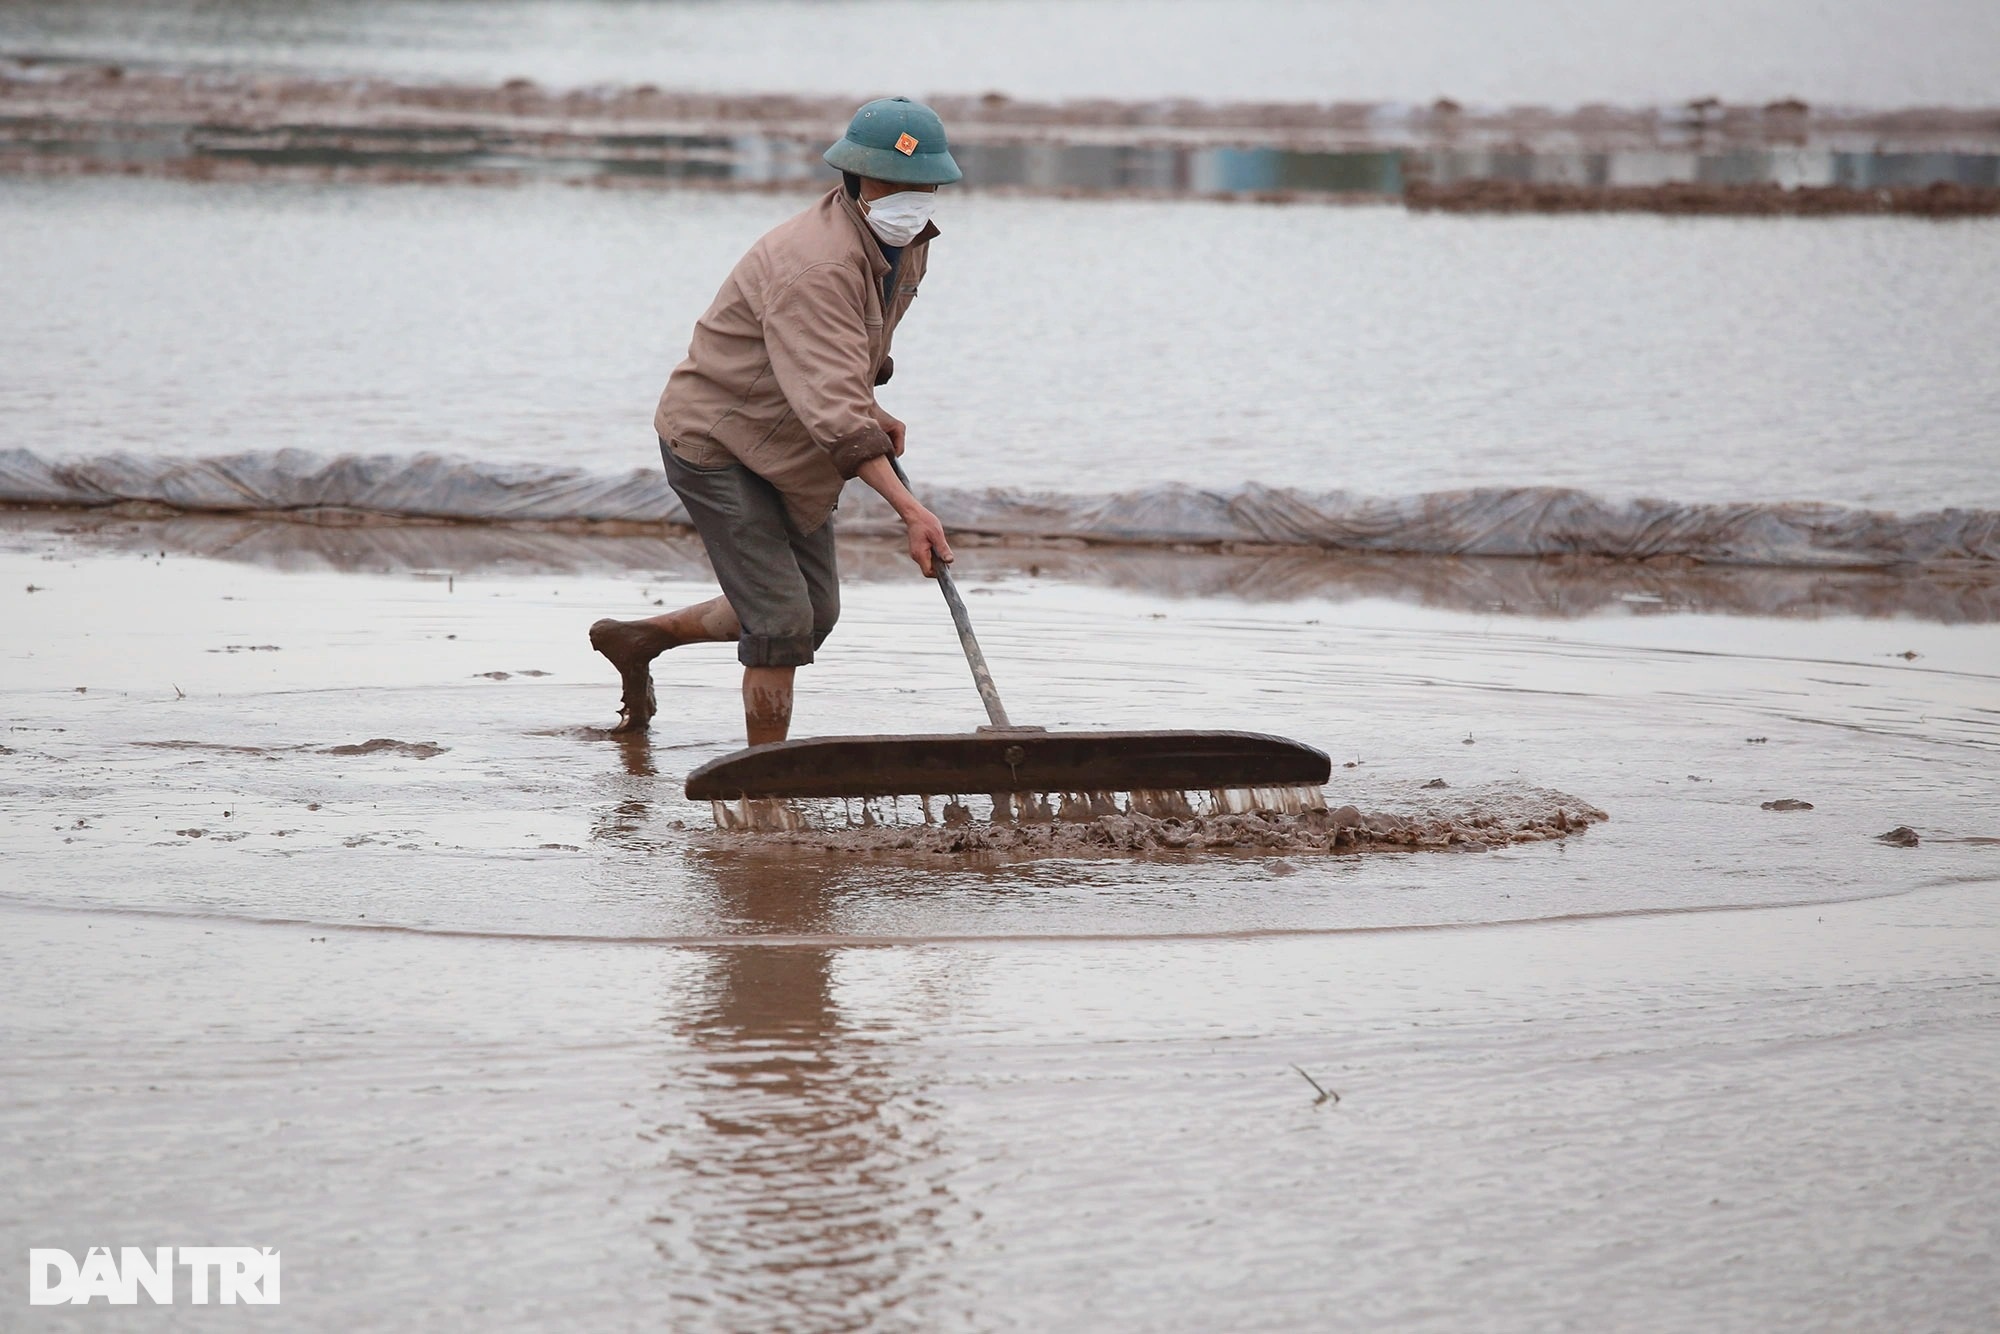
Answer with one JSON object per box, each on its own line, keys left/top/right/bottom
{"left": 589, "top": 97, "right": 959, "bottom": 741}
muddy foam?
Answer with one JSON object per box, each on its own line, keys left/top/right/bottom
{"left": 705, "top": 784, "right": 1609, "bottom": 860}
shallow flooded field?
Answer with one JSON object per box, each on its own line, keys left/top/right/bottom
{"left": 5, "top": 177, "right": 1998, "bottom": 518}
{"left": 3, "top": 514, "right": 1997, "bottom": 1327}
{"left": 3, "top": 4, "right": 1997, "bottom": 1319}
{"left": 4, "top": 511, "right": 1997, "bottom": 935}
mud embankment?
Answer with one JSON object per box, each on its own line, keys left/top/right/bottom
{"left": 1407, "top": 179, "right": 2000, "bottom": 217}
{"left": 3, "top": 59, "right": 1996, "bottom": 212}
{"left": 7, "top": 60, "right": 1994, "bottom": 151}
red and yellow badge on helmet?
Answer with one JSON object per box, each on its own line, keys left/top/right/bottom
{"left": 894, "top": 132, "right": 919, "bottom": 156}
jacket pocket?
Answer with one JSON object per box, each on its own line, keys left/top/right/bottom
{"left": 665, "top": 441, "right": 738, "bottom": 475}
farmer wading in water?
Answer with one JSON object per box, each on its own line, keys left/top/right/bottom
{"left": 590, "top": 98, "right": 959, "bottom": 740}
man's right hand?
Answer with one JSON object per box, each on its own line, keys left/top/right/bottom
{"left": 853, "top": 453, "right": 953, "bottom": 576}
{"left": 903, "top": 505, "right": 953, "bottom": 577}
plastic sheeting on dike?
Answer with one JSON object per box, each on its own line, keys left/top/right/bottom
{"left": 3, "top": 448, "right": 1994, "bottom": 569}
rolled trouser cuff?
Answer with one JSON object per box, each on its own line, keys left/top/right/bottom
{"left": 825, "top": 423, "right": 895, "bottom": 478}
{"left": 736, "top": 632, "right": 818, "bottom": 668}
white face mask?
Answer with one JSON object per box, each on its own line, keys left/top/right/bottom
{"left": 862, "top": 190, "right": 937, "bottom": 246}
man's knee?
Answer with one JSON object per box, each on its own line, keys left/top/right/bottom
{"left": 810, "top": 585, "right": 840, "bottom": 649}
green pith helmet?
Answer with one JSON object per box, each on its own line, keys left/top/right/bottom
{"left": 823, "top": 96, "right": 963, "bottom": 186}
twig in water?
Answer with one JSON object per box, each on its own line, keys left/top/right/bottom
{"left": 1291, "top": 1064, "right": 1339, "bottom": 1107}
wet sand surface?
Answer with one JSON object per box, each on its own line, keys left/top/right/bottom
{"left": 3, "top": 528, "right": 1998, "bottom": 1326}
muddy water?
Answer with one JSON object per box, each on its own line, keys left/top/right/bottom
{"left": 8, "top": 887, "right": 1999, "bottom": 1329}
{"left": 3, "top": 0, "right": 1997, "bottom": 107}
{"left": 5, "top": 177, "right": 1999, "bottom": 518}
{"left": 6, "top": 531, "right": 1997, "bottom": 937}
{"left": 3, "top": 531, "right": 1998, "bottom": 1326}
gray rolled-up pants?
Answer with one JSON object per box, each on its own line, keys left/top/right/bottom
{"left": 660, "top": 439, "right": 839, "bottom": 668}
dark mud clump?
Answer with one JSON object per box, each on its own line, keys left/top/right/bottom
{"left": 1761, "top": 798, "right": 1815, "bottom": 811}
{"left": 320, "top": 738, "right": 447, "bottom": 759}
{"left": 717, "top": 785, "right": 1607, "bottom": 859}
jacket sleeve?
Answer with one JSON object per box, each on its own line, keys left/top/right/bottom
{"left": 762, "top": 262, "right": 894, "bottom": 478}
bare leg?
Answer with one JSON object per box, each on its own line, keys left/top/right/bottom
{"left": 589, "top": 596, "right": 740, "bottom": 732}
{"left": 742, "top": 666, "right": 796, "bottom": 745}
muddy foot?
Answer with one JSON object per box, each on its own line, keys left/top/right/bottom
{"left": 589, "top": 618, "right": 668, "bottom": 732}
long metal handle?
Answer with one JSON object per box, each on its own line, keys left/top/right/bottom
{"left": 889, "top": 456, "right": 1013, "bottom": 728}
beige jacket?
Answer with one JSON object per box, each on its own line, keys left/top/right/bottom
{"left": 654, "top": 186, "right": 936, "bottom": 532}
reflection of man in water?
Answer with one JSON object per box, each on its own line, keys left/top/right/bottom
{"left": 590, "top": 97, "right": 959, "bottom": 741}
{"left": 656, "top": 851, "right": 949, "bottom": 1324}
{"left": 591, "top": 743, "right": 948, "bottom": 1319}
